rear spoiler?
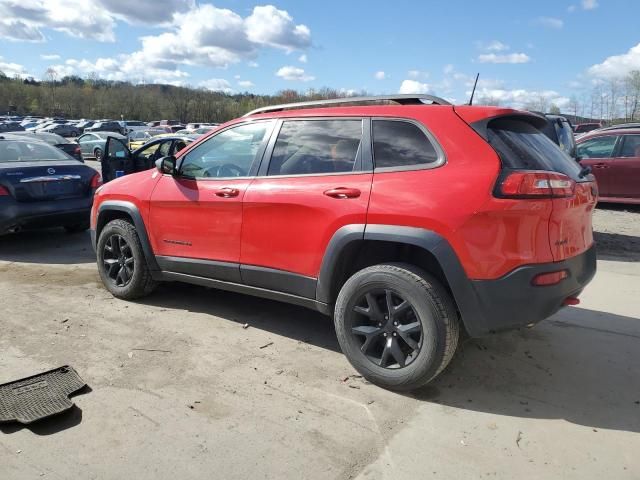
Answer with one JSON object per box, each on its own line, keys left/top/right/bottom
{"left": 453, "top": 106, "right": 547, "bottom": 140}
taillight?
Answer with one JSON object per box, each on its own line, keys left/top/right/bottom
{"left": 532, "top": 270, "right": 568, "bottom": 286}
{"left": 90, "top": 173, "right": 103, "bottom": 189}
{"left": 496, "top": 171, "right": 575, "bottom": 198}
{"left": 0, "top": 185, "right": 10, "bottom": 196}
{"left": 74, "top": 145, "right": 82, "bottom": 155}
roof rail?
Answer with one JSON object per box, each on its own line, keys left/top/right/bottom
{"left": 243, "top": 94, "right": 452, "bottom": 117}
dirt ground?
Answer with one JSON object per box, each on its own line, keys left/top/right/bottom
{"left": 0, "top": 198, "right": 639, "bottom": 480}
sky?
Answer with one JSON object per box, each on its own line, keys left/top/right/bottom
{"left": 1, "top": 0, "right": 639, "bottom": 109}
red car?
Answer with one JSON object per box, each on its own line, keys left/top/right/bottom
{"left": 90, "top": 95, "right": 597, "bottom": 391}
{"left": 576, "top": 128, "right": 640, "bottom": 204}
{"left": 574, "top": 122, "right": 603, "bottom": 135}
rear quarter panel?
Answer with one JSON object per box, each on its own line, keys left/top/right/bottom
{"left": 367, "top": 107, "right": 555, "bottom": 280}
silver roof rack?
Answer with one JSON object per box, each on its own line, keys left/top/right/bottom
{"left": 243, "top": 94, "right": 452, "bottom": 117}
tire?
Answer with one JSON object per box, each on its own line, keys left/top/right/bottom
{"left": 96, "top": 219, "right": 158, "bottom": 299}
{"left": 64, "top": 222, "right": 89, "bottom": 233}
{"left": 94, "top": 148, "right": 103, "bottom": 161}
{"left": 334, "top": 263, "right": 459, "bottom": 391}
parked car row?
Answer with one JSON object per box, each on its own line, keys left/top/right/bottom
{"left": 1, "top": 116, "right": 220, "bottom": 139}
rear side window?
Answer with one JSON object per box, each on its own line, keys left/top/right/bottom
{"left": 372, "top": 120, "right": 439, "bottom": 170}
{"left": 268, "top": 119, "right": 362, "bottom": 176}
{"left": 576, "top": 136, "right": 618, "bottom": 159}
{"left": 619, "top": 135, "right": 640, "bottom": 158}
{"left": 487, "top": 118, "right": 582, "bottom": 180}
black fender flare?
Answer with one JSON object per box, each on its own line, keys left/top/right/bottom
{"left": 316, "top": 224, "right": 487, "bottom": 337}
{"left": 95, "top": 200, "right": 160, "bottom": 272}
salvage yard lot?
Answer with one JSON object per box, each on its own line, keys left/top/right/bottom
{"left": 1, "top": 206, "right": 639, "bottom": 479}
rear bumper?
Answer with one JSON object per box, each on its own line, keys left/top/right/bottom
{"left": 0, "top": 196, "right": 92, "bottom": 234}
{"left": 464, "top": 245, "right": 597, "bottom": 335}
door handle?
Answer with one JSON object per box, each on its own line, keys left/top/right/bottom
{"left": 214, "top": 187, "right": 240, "bottom": 198}
{"left": 593, "top": 163, "right": 610, "bottom": 169}
{"left": 323, "top": 187, "right": 361, "bottom": 199}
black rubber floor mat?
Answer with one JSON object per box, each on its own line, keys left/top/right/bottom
{"left": 0, "top": 366, "right": 86, "bottom": 424}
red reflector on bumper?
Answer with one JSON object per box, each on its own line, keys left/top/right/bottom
{"left": 532, "top": 270, "right": 568, "bottom": 286}
{"left": 563, "top": 296, "right": 580, "bottom": 306}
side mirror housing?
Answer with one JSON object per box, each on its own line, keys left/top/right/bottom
{"left": 156, "top": 156, "right": 177, "bottom": 175}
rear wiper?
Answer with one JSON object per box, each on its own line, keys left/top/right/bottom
{"left": 578, "top": 165, "right": 592, "bottom": 178}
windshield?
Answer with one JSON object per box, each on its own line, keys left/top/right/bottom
{"left": 0, "top": 140, "right": 71, "bottom": 162}
{"left": 487, "top": 118, "right": 583, "bottom": 181}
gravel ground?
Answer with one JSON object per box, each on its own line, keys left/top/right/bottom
{"left": 0, "top": 203, "right": 638, "bottom": 479}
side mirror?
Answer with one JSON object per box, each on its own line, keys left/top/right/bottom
{"left": 156, "top": 156, "right": 177, "bottom": 175}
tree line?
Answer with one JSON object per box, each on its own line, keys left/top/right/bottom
{"left": 0, "top": 72, "right": 361, "bottom": 123}
{"left": 2, "top": 69, "right": 640, "bottom": 124}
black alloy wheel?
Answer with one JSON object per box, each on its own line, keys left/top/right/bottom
{"left": 350, "top": 288, "right": 422, "bottom": 369}
{"left": 102, "top": 233, "right": 135, "bottom": 287}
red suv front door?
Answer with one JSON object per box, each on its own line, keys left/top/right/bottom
{"left": 577, "top": 134, "right": 619, "bottom": 197}
{"left": 240, "top": 118, "right": 372, "bottom": 294}
{"left": 147, "top": 121, "right": 275, "bottom": 276}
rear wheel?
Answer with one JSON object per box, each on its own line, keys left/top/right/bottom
{"left": 97, "top": 219, "right": 157, "bottom": 299}
{"left": 334, "top": 263, "right": 459, "bottom": 391}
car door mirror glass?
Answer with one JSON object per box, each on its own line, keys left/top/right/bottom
{"left": 156, "top": 155, "right": 177, "bottom": 175}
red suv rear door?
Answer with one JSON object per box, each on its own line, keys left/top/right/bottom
{"left": 611, "top": 134, "right": 640, "bottom": 199}
{"left": 240, "top": 118, "right": 372, "bottom": 295}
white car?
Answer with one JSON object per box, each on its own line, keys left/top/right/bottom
{"left": 119, "top": 120, "right": 149, "bottom": 135}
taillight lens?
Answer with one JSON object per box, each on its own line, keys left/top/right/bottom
{"left": 74, "top": 145, "right": 82, "bottom": 155}
{"left": 532, "top": 270, "right": 568, "bottom": 286}
{"left": 497, "top": 171, "right": 575, "bottom": 198}
{"left": 0, "top": 185, "right": 10, "bottom": 196}
{"left": 90, "top": 173, "right": 103, "bottom": 189}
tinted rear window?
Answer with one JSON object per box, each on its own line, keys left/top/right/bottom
{"left": 0, "top": 140, "right": 70, "bottom": 162}
{"left": 487, "top": 118, "right": 583, "bottom": 181}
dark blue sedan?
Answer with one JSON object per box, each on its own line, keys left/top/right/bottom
{"left": 0, "top": 135, "right": 101, "bottom": 235}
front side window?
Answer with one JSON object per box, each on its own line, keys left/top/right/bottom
{"left": 618, "top": 135, "right": 640, "bottom": 158}
{"left": 267, "top": 119, "right": 362, "bottom": 176}
{"left": 372, "top": 120, "right": 440, "bottom": 170}
{"left": 180, "top": 121, "right": 273, "bottom": 179}
{"left": 576, "top": 136, "right": 618, "bottom": 159}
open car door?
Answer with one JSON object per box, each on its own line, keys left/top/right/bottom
{"left": 103, "top": 136, "right": 134, "bottom": 183}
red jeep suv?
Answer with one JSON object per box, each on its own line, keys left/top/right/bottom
{"left": 91, "top": 95, "right": 597, "bottom": 391}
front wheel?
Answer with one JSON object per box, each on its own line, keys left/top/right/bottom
{"left": 96, "top": 219, "right": 157, "bottom": 299}
{"left": 334, "top": 263, "right": 459, "bottom": 391}
{"left": 94, "top": 148, "right": 103, "bottom": 161}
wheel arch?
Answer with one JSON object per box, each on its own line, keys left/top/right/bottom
{"left": 96, "top": 200, "right": 160, "bottom": 272}
{"left": 316, "top": 224, "right": 488, "bottom": 337}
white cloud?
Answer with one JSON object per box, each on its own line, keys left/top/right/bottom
{"left": 582, "top": 0, "right": 598, "bottom": 9}
{"left": 588, "top": 42, "right": 640, "bottom": 79}
{"left": 485, "top": 40, "right": 509, "bottom": 52}
{"left": 374, "top": 71, "right": 385, "bottom": 80}
{"left": 41, "top": 54, "right": 61, "bottom": 60}
{"left": 245, "top": 5, "right": 310, "bottom": 51}
{"left": 248, "top": 61, "right": 259, "bottom": 68}
{"left": 0, "top": 0, "right": 117, "bottom": 42}
{"left": 0, "top": 19, "right": 45, "bottom": 42}
{"left": 0, "top": 57, "right": 31, "bottom": 78}
{"left": 472, "top": 87, "right": 569, "bottom": 109}
{"left": 477, "top": 53, "right": 531, "bottom": 64}
{"left": 99, "top": 0, "right": 194, "bottom": 25}
{"left": 276, "top": 66, "right": 314, "bottom": 82}
{"left": 443, "top": 64, "right": 454, "bottom": 75}
{"left": 199, "top": 78, "right": 233, "bottom": 93}
{"left": 398, "top": 79, "right": 430, "bottom": 94}
{"left": 535, "top": 17, "right": 564, "bottom": 29}
{"left": 238, "top": 80, "right": 254, "bottom": 88}
{"left": 298, "top": 54, "right": 307, "bottom": 63}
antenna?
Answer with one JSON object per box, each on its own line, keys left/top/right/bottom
{"left": 468, "top": 73, "right": 480, "bottom": 105}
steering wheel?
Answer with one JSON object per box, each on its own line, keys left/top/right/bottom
{"left": 217, "top": 163, "right": 245, "bottom": 177}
